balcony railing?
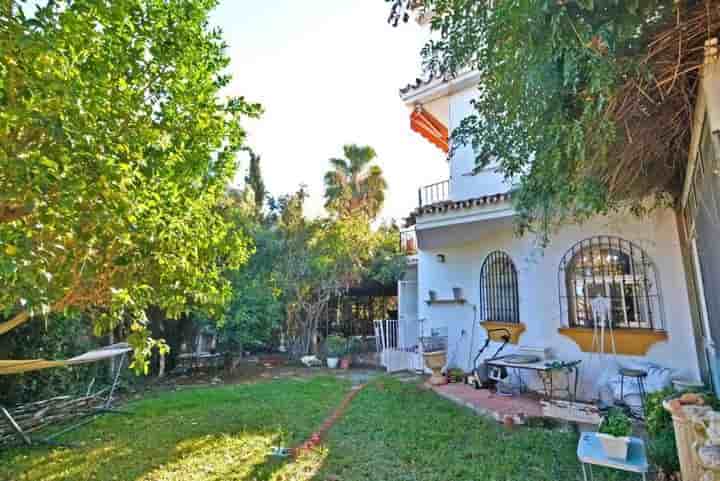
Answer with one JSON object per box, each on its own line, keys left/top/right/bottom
{"left": 418, "top": 179, "right": 449, "bottom": 207}
{"left": 399, "top": 228, "right": 417, "bottom": 255}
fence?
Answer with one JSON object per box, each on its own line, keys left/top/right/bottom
{"left": 373, "top": 319, "right": 423, "bottom": 373}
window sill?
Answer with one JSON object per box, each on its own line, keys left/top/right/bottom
{"left": 558, "top": 327, "right": 668, "bottom": 356}
{"left": 480, "top": 321, "right": 526, "bottom": 345}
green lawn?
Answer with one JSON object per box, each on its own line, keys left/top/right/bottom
{"left": 0, "top": 376, "right": 629, "bottom": 481}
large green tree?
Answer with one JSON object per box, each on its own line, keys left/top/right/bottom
{"left": 0, "top": 0, "right": 261, "bottom": 370}
{"left": 388, "top": 1, "right": 717, "bottom": 241}
{"left": 323, "top": 144, "right": 388, "bottom": 220}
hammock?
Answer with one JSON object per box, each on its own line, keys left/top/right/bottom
{"left": 0, "top": 343, "right": 132, "bottom": 447}
{"left": 0, "top": 343, "right": 132, "bottom": 376}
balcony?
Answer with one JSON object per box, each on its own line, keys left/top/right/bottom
{"left": 399, "top": 228, "right": 417, "bottom": 256}
{"left": 418, "top": 179, "right": 449, "bottom": 207}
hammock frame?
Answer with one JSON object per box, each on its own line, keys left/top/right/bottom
{"left": 0, "top": 344, "right": 131, "bottom": 448}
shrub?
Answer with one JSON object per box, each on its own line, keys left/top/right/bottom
{"left": 644, "top": 386, "right": 720, "bottom": 475}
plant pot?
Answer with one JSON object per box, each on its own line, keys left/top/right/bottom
{"left": 340, "top": 357, "right": 351, "bottom": 370}
{"left": 423, "top": 350, "right": 447, "bottom": 385}
{"left": 327, "top": 357, "right": 339, "bottom": 369}
{"left": 452, "top": 287, "right": 463, "bottom": 300}
{"left": 597, "top": 433, "right": 630, "bottom": 460}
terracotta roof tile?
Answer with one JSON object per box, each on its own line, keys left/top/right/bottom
{"left": 405, "top": 192, "right": 513, "bottom": 227}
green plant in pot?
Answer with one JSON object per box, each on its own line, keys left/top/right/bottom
{"left": 447, "top": 367, "right": 465, "bottom": 383}
{"left": 597, "top": 408, "right": 633, "bottom": 460}
{"left": 324, "top": 335, "right": 347, "bottom": 369}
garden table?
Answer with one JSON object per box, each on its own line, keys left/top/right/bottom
{"left": 484, "top": 357, "right": 581, "bottom": 401}
{"left": 577, "top": 432, "right": 649, "bottom": 481}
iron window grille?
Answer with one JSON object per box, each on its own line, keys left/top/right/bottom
{"left": 559, "top": 236, "right": 664, "bottom": 330}
{"left": 480, "top": 251, "right": 520, "bottom": 323}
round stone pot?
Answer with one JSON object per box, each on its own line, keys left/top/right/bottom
{"left": 423, "top": 350, "right": 448, "bottom": 385}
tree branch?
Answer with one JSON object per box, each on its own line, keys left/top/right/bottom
{"left": 0, "top": 204, "right": 32, "bottom": 223}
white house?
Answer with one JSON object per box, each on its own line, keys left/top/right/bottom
{"left": 393, "top": 68, "right": 707, "bottom": 402}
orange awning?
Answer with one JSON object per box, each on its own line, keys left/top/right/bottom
{"left": 410, "top": 107, "right": 449, "bottom": 153}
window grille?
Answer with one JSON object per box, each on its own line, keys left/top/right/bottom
{"left": 480, "top": 251, "right": 520, "bottom": 323}
{"left": 559, "top": 236, "right": 664, "bottom": 330}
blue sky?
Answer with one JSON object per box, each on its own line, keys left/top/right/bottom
{"left": 210, "top": 1, "right": 447, "bottom": 222}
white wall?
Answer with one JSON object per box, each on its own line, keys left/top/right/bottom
{"left": 415, "top": 208, "right": 702, "bottom": 399}
{"left": 448, "top": 87, "right": 512, "bottom": 201}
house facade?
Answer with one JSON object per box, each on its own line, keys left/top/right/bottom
{"left": 395, "top": 69, "right": 709, "bottom": 400}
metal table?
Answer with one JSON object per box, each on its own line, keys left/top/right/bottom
{"left": 484, "top": 357, "right": 581, "bottom": 401}
{"left": 577, "top": 432, "right": 649, "bottom": 481}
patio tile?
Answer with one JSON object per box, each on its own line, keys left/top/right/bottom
{"left": 431, "top": 382, "right": 543, "bottom": 423}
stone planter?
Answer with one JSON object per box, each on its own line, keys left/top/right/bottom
{"left": 664, "top": 398, "right": 712, "bottom": 481}
{"left": 327, "top": 357, "right": 339, "bottom": 369}
{"left": 423, "top": 350, "right": 447, "bottom": 385}
{"left": 596, "top": 433, "right": 630, "bottom": 460}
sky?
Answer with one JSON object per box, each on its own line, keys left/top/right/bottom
{"left": 209, "top": 1, "right": 447, "bottom": 223}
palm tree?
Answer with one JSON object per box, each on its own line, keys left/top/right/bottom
{"left": 323, "top": 144, "right": 388, "bottom": 220}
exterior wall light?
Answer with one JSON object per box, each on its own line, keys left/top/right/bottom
{"left": 436, "top": 254, "right": 446, "bottom": 263}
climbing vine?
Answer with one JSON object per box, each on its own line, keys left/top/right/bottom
{"left": 389, "top": 0, "right": 720, "bottom": 241}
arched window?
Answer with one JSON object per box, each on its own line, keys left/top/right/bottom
{"left": 559, "top": 236, "right": 664, "bottom": 330}
{"left": 480, "top": 251, "right": 520, "bottom": 323}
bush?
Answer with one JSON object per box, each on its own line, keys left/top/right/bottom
{"left": 644, "top": 386, "right": 720, "bottom": 475}
{"left": 648, "top": 428, "right": 680, "bottom": 474}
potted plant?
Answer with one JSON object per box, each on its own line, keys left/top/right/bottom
{"left": 324, "top": 335, "right": 346, "bottom": 369}
{"left": 340, "top": 338, "right": 360, "bottom": 369}
{"left": 447, "top": 367, "right": 465, "bottom": 383}
{"left": 452, "top": 287, "right": 463, "bottom": 301}
{"left": 597, "top": 408, "right": 633, "bottom": 460}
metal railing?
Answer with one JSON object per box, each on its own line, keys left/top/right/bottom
{"left": 399, "top": 228, "right": 417, "bottom": 255}
{"left": 418, "top": 179, "right": 449, "bottom": 207}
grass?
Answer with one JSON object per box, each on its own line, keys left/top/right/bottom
{"left": 0, "top": 376, "right": 629, "bottom": 481}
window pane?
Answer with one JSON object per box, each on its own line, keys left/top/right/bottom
{"left": 561, "top": 237, "right": 662, "bottom": 330}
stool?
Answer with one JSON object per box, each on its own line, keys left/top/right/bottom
{"left": 619, "top": 368, "right": 648, "bottom": 415}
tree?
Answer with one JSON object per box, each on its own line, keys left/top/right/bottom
{"left": 388, "top": 1, "right": 716, "bottom": 241}
{"left": 323, "top": 144, "right": 387, "bottom": 220}
{"left": 244, "top": 148, "right": 267, "bottom": 216}
{"left": 0, "top": 0, "right": 261, "bottom": 371}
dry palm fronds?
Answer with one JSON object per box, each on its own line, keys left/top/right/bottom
{"left": 602, "top": 0, "right": 720, "bottom": 201}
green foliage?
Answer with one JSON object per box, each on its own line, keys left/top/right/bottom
{"left": 324, "top": 144, "right": 388, "bottom": 221}
{"left": 645, "top": 387, "right": 720, "bottom": 474}
{"left": 598, "top": 408, "right": 632, "bottom": 437}
{"left": 244, "top": 148, "right": 267, "bottom": 216}
{"left": 648, "top": 427, "right": 680, "bottom": 475}
{"left": 645, "top": 387, "right": 681, "bottom": 474}
{"left": 0, "top": 0, "right": 261, "bottom": 370}
{"left": 390, "top": 0, "right": 676, "bottom": 240}
{"left": 645, "top": 387, "right": 675, "bottom": 437}
{"left": 324, "top": 335, "right": 347, "bottom": 357}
